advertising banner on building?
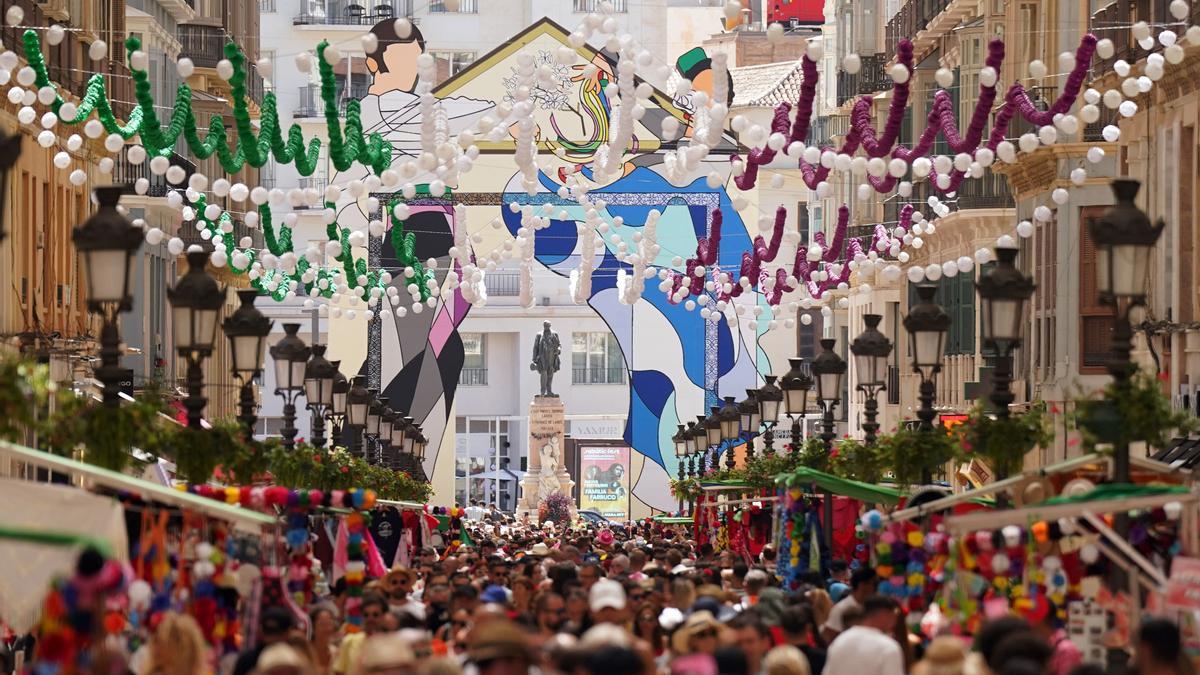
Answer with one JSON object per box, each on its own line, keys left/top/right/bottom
{"left": 579, "top": 445, "right": 630, "bottom": 521}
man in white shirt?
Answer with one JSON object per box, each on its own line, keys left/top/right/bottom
{"left": 821, "top": 567, "right": 879, "bottom": 644}
{"left": 823, "top": 596, "right": 905, "bottom": 675}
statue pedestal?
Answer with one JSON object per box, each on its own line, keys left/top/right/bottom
{"left": 517, "top": 395, "right": 576, "bottom": 521}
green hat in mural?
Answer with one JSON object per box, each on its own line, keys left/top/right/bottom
{"left": 676, "top": 47, "right": 713, "bottom": 81}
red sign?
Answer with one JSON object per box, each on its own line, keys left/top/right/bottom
{"left": 768, "top": 0, "right": 824, "bottom": 25}
{"left": 1166, "top": 556, "right": 1200, "bottom": 611}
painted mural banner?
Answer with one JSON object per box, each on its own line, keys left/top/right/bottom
{"left": 579, "top": 445, "right": 631, "bottom": 521}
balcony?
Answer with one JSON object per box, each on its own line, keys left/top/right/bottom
{"left": 112, "top": 151, "right": 197, "bottom": 199}
{"left": 178, "top": 24, "right": 226, "bottom": 70}
{"left": 885, "top": 0, "right": 951, "bottom": 58}
{"left": 572, "top": 367, "right": 627, "bottom": 385}
{"left": 952, "top": 171, "right": 1013, "bottom": 210}
{"left": 295, "top": 83, "right": 370, "bottom": 119}
{"left": 458, "top": 367, "right": 488, "bottom": 386}
{"left": 1089, "top": 0, "right": 1176, "bottom": 75}
{"left": 836, "top": 53, "right": 888, "bottom": 106}
{"left": 483, "top": 270, "right": 520, "bottom": 297}
{"left": 294, "top": 0, "right": 414, "bottom": 26}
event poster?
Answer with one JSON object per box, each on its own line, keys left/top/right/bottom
{"left": 579, "top": 446, "right": 631, "bottom": 521}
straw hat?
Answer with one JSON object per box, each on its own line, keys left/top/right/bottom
{"left": 670, "top": 610, "right": 720, "bottom": 655}
{"left": 356, "top": 634, "right": 416, "bottom": 674}
{"left": 468, "top": 620, "right": 535, "bottom": 664}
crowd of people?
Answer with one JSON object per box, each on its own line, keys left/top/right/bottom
{"left": 129, "top": 518, "right": 1194, "bottom": 675}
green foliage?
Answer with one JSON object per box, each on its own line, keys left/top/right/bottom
{"left": 0, "top": 358, "right": 56, "bottom": 443}
{"left": 830, "top": 438, "right": 887, "bottom": 484}
{"left": 41, "top": 387, "right": 167, "bottom": 472}
{"left": 265, "top": 444, "right": 431, "bottom": 502}
{"left": 164, "top": 422, "right": 246, "bottom": 484}
{"left": 1075, "top": 370, "right": 1197, "bottom": 452}
{"left": 960, "top": 402, "right": 1051, "bottom": 478}
{"left": 538, "top": 492, "right": 574, "bottom": 527}
{"left": 876, "top": 425, "right": 962, "bottom": 488}
{"left": 794, "top": 437, "right": 830, "bottom": 471}
{"left": 669, "top": 477, "right": 701, "bottom": 501}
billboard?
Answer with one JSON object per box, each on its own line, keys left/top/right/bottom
{"left": 579, "top": 445, "right": 631, "bottom": 521}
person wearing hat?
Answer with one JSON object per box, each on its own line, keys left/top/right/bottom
{"left": 467, "top": 620, "right": 536, "bottom": 675}
{"left": 528, "top": 542, "right": 551, "bottom": 558}
{"left": 671, "top": 610, "right": 721, "bottom": 657}
{"left": 253, "top": 643, "right": 314, "bottom": 675}
{"left": 233, "top": 606, "right": 297, "bottom": 675}
{"left": 353, "top": 634, "right": 416, "bottom": 675}
{"left": 588, "top": 579, "right": 628, "bottom": 626}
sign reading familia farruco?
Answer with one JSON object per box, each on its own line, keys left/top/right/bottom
{"left": 579, "top": 445, "right": 630, "bottom": 521}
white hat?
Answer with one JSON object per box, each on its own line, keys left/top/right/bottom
{"left": 530, "top": 542, "right": 552, "bottom": 557}
{"left": 588, "top": 578, "right": 627, "bottom": 613}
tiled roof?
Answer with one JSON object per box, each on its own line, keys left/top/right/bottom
{"left": 730, "top": 60, "right": 806, "bottom": 108}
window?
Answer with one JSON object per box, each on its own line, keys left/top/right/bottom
{"left": 574, "top": 0, "right": 628, "bottom": 12}
{"left": 431, "top": 51, "right": 476, "bottom": 79}
{"left": 430, "top": 0, "right": 478, "bottom": 11}
{"left": 573, "top": 332, "right": 626, "bottom": 384}
{"left": 459, "top": 333, "right": 487, "bottom": 386}
{"left": 907, "top": 270, "right": 974, "bottom": 357}
{"left": 258, "top": 0, "right": 276, "bottom": 11}
{"left": 1079, "top": 206, "right": 1113, "bottom": 372}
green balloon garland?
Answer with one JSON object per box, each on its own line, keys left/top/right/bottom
{"left": 22, "top": 31, "right": 392, "bottom": 177}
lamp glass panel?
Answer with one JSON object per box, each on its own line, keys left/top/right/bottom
{"left": 230, "top": 335, "right": 262, "bottom": 376}
{"left": 173, "top": 306, "right": 193, "bottom": 351}
{"left": 1114, "top": 243, "right": 1150, "bottom": 297}
{"left": 818, "top": 372, "right": 841, "bottom": 403}
{"left": 760, "top": 396, "right": 781, "bottom": 422}
{"left": 197, "top": 307, "right": 220, "bottom": 350}
{"left": 783, "top": 388, "right": 807, "bottom": 415}
{"left": 912, "top": 330, "right": 946, "bottom": 369}
{"left": 85, "top": 249, "right": 130, "bottom": 304}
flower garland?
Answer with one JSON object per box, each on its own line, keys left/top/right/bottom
{"left": 344, "top": 509, "right": 369, "bottom": 632}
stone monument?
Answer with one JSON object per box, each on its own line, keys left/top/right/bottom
{"left": 517, "top": 321, "right": 576, "bottom": 519}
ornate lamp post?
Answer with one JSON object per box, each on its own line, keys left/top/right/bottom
{"left": 269, "top": 324, "right": 310, "bottom": 449}
{"left": 73, "top": 186, "right": 143, "bottom": 408}
{"left": 850, "top": 315, "right": 893, "bottom": 445}
{"left": 412, "top": 427, "right": 428, "bottom": 481}
{"left": 812, "top": 339, "right": 847, "bottom": 456}
{"left": 1089, "top": 178, "right": 1164, "bottom": 485}
{"left": 378, "top": 408, "right": 396, "bottom": 468}
{"left": 704, "top": 407, "right": 722, "bottom": 474}
{"left": 222, "top": 290, "right": 272, "bottom": 434}
{"left": 757, "top": 375, "right": 783, "bottom": 456}
{"left": 168, "top": 250, "right": 226, "bottom": 429}
{"left": 366, "top": 395, "right": 386, "bottom": 464}
{"left": 345, "top": 376, "right": 370, "bottom": 458}
{"left": 811, "top": 338, "right": 846, "bottom": 550}
{"left": 781, "top": 358, "right": 813, "bottom": 454}
{"left": 685, "top": 422, "right": 700, "bottom": 480}
{"left": 977, "top": 244, "right": 1035, "bottom": 422}
{"left": 673, "top": 424, "right": 689, "bottom": 514}
{"left": 389, "top": 414, "right": 408, "bottom": 470}
{"left": 718, "top": 396, "right": 741, "bottom": 470}
{"left": 402, "top": 418, "right": 418, "bottom": 473}
{"left": 738, "top": 390, "right": 761, "bottom": 461}
{"left": 304, "top": 345, "right": 337, "bottom": 448}
{"left": 904, "top": 283, "right": 950, "bottom": 433}
{"left": 328, "top": 365, "right": 348, "bottom": 447}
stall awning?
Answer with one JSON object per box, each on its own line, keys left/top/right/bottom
{"left": 779, "top": 466, "right": 904, "bottom": 506}
{"left": 653, "top": 516, "right": 694, "bottom": 524}
{"left": 0, "top": 441, "right": 276, "bottom": 533}
{"left": 943, "top": 483, "right": 1196, "bottom": 535}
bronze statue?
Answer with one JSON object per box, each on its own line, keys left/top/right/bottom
{"left": 530, "top": 320, "right": 561, "bottom": 397}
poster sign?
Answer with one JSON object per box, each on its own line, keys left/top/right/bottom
{"left": 1167, "top": 556, "right": 1200, "bottom": 611}
{"left": 1067, "top": 601, "right": 1107, "bottom": 664}
{"left": 579, "top": 445, "right": 630, "bottom": 520}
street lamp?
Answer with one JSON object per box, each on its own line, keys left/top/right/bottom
{"left": 304, "top": 345, "right": 337, "bottom": 448}
{"left": 168, "top": 249, "right": 227, "bottom": 429}
{"left": 1089, "top": 178, "right": 1164, "bottom": 485}
{"left": 222, "top": 290, "right": 273, "bottom": 434}
{"left": 781, "top": 358, "right": 813, "bottom": 454}
{"left": 739, "top": 390, "right": 761, "bottom": 462}
{"left": 0, "top": 132, "right": 23, "bottom": 242}
{"left": 269, "top": 323, "right": 310, "bottom": 449}
{"left": 73, "top": 186, "right": 143, "bottom": 409}
{"left": 904, "top": 283, "right": 950, "bottom": 432}
{"left": 389, "top": 414, "right": 408, "bottom": 470}
{"left": 812, "top": 339, "right": 847, "bottom": 453}
{"left": 378, "top": 408, "right": 397, "bottom": 468}
{"left": 328, "top": 365, "right": 349, "bottom": 447}
{"left": 757, "top": 375, "right": 783, "bottom": 456}
{"left": 673, "top": 424, "right": 688, "bottom": 513}
{"left": 366, "top": 395, "right": 386, "bottom": 464}
{"left": 345, "top": 376, "right": 371, "bottom": 458}
{"left": 704, "top": 406, "right": 722, "bottom": 474}
{"left": 850, "top": 314, "right": 893, "bottom": 445}
{"left": 719, "top": 396, "right": 741, "bottom": 470}
{"left": 976, "top": 245, "right": 1035, "bottom": 422}
{"left": 685, "top": 421, "right": 700, "bottom": 480}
